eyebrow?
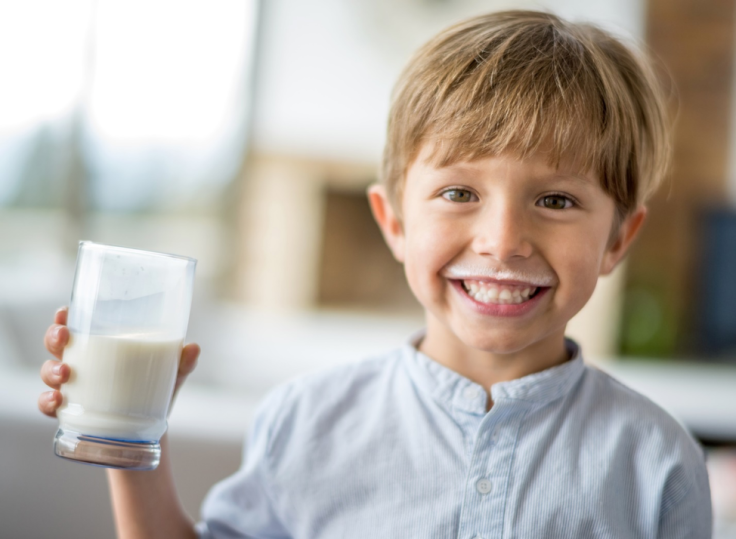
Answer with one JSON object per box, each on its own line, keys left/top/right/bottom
{"left": 539, "top": 173, "right": 595, "bottom": 187}
{"left": 435, "top": 162, "right": 596, "bottom": 188}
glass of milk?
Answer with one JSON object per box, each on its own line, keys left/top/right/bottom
{"left": 53, "top": 241, "right": 196, "bottom": 470}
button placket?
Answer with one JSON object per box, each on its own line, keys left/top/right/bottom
{"left": 459, "top": 402, "right": 531, "bottom": 539}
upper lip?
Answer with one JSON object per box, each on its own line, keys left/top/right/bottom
{"left": 442, "top": 268, "right": 555, "bottom": 287}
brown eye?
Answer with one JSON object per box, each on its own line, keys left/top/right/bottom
{"left": 443, "top": 189, "right": 475, "bottom": 203}
{"left": 541, "top": 195, "right": 572, "bottom": 210}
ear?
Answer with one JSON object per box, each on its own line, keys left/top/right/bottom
{"left": 599, "top": 206, "right": 647, "bottom": 276}
{"left": 367, "top": 184, "right": 406, "bottom": 263}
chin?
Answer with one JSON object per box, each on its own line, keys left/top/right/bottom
{"left": 456, "top": 327, "right": 532, "bottom": 355}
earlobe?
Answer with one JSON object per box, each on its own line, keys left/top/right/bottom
{"left": 367, "top": 184, "right": 406, "bottom": 263}
{"left": 600, "top": 206, "right": 647, "bottom": 276}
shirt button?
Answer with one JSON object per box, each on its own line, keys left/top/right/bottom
{"left": 463, "top": 386, "right": 480, "bottom": 400}
{"left": 476, "top": 478, "right": 492, "bottom": 495}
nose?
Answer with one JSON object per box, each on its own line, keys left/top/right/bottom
{"left": 471, "top": 202, "right": 533, "bottom": 261}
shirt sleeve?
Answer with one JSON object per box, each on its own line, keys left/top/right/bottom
{"left": 657, "top": 444, "right": 713, "bottom": 539}
{"left": 196, "top": 384, "right": 295, "bottom": 539}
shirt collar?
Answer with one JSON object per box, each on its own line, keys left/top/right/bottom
{"left": 402, "top": 330, "right": 585, "bottom": 415}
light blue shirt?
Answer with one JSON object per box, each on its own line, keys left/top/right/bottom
{"left": 196, "top": 335, "right": 712, "bottom": 538}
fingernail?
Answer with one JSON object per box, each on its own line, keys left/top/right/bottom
{"left": 46, "top": 391, "right": 56, "bottom": 402}
{"left": 52, "top": 364, "right": 62, "bottom": 375}
{"left": 52, "top": 326, "right": 62, "bottom": 341}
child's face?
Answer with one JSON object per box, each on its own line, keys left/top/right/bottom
{"left": 369, "top": 143, "right": 646, "bottom": 356}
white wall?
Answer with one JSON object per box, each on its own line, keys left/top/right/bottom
{"left": 251, "top": 0, "right": 645, "bottom": 163}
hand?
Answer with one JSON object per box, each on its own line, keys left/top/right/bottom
{"left": 38, "top": 306, "right": 201, "bottom": 418}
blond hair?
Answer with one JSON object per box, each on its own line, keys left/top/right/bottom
{"left": 381, "top": 10, "right": 672, "bottom": 224}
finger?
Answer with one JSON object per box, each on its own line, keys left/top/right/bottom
{"left": 37, "top": 390, "right": 62, "bottom": 418}
{"left": 179, "top": 343, "right": 200, "bottom": 376}
{"left": 44, "top": 324, "right": 69, "bottom": 359}
{"left": 40, "top": 359, "right": 70, "bottom": 389}
{"left": 53, "top": 306, "right": 68, "bottom": 326}
{"left": 173, "top": 343, "right": 200, "bottom": 394}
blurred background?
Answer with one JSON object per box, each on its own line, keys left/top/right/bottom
{"left": 0, "top": 0, "right": 734, "bottom": 537}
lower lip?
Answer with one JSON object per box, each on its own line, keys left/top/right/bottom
{"left": 450, "top": 279, "right": 550, "bottom": 318}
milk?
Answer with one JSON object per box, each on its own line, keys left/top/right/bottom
{"left": 58, "top": 333, "right": 182, "bottom": 442}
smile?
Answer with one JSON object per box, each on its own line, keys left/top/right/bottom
{"left": 449, "top": 278, "right": 550, "bottom": 318}
{"left": 461, "top": 279, "right": 541, "bottom": 305}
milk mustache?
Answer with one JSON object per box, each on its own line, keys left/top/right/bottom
{"left": 58, "top": 332, "right": 182, "bottom": 442}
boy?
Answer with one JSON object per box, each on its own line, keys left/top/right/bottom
{"left": 39, "top": 10, "right": 712, "bottom": 538}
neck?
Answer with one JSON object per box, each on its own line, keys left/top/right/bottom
{"left": 417, "top": 314, "right": 571, "bottom": 391}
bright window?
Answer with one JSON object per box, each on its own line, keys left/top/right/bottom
{"left": 0, "top": 0, "right": 258, "bottom": 210}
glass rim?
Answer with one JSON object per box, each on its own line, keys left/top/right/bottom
{"left": 78, "top": 241, "right": 197, "bottom": 265}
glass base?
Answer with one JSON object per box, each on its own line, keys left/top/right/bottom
{"left": 53, "top": 428, "right": 161, "bottom": 470}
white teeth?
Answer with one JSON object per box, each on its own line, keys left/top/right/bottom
{"left": 461, "top": 280, "right": 539, "bottom": 306}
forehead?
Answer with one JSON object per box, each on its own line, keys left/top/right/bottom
{"left": 406, "top": 142, "right": 600, "bottom": 189}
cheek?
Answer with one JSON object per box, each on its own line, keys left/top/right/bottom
{"left": 549, "top": 231, "right": 607, "bottom": 311}
{"left": 403, "top": 219, "right": 462, "bottom": 296}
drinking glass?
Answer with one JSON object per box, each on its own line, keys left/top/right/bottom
{"left": 53, "top": 241, "right": 196, "bottom": 470}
